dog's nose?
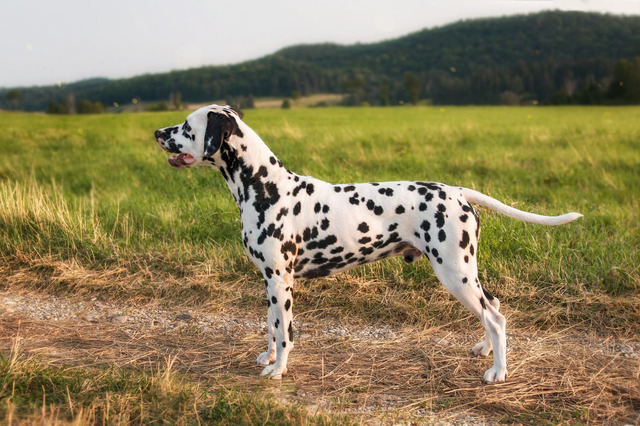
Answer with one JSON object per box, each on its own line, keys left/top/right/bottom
{"left": 154, "top": 129, "right": 163, "bottom": 139}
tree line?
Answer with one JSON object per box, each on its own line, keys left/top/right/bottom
{"left": 1, "top": 11, "right": 639, "bottom": 112}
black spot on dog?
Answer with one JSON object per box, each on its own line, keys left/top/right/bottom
{"left": 288, "top": 321, "right": 294, "bottom": 342}
{"left": 265, "top": 267, "right": 273, "bottom": 279}
{"left": 419, "top": 203, "right": 427, "bottom": 211}
{"left": 482, "top": 288, "right": 495, "bottom": 301}
{"left": 460, "top": 231, "right": 470, "bottom": 249}
{"left": 274, "top": 318, "right": 280, "bottom": 328}
{"left": 293, "top": 202, "right": 301, "bottom": 216}
{"left": 302, "top": 227, "right": 319, "bottom": 242}
{"left": 276, "top": 207, "right": 289, "bottom": 221}
{"left": 359, "top": 236, "right": 372, "bottom": 244}
{"left": 438, "top": 229, "right": 447, "bottom": 242}
{"left": 344, "top": 185, "right": 355, "bottom": 192}
{"left": 284, "top": 299, "right": 291, "bottom": 311}
{"left": 334, "top": 186, "right": 342, "bottom": 193}
{"left": 321, "top": 218, "right": 330, "bottom": 230}
{"left": 307, "top": 234, "right": 337, "bottom": 250}
{"left": 359, "top": 246, "right": 375, "bottom": 256}
{"left": 306, "top": 183, "right": 315, "bottom": 195}
{"left": 271, "top": 296, "right": 278, "bottom": 304}
{"left": 388, "top": 223, "right": 398, "bottom": 232}
{"left": 358, "top": 222, "right": 369, "bottom": 233}
{"left": 314, "top": 203, "right": 321, "bottom": 213}
{"left": 281, "top": 241, "right": 297, "bottom": 259}
{"left": 292, "top": 181, "right": 306, "bottom": 196}
{"left": 395, "top": 205, "right": 405, "bottom": 214}
{"left": 460, "top": 214, "right": 468, "bottom": 223}
{"left": 480, "top": 297, "right": 487, "bottom": 309}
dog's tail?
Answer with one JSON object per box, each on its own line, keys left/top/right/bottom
{"left": 460, "top": 187, "right": 582, "bottom": 225}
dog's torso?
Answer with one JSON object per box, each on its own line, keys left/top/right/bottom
{"left": 236, "top": 171, "right": 479, "bottom": 282}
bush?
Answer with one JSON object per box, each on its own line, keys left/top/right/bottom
{"left": 146, "top": 101, "right": 170, "bottom": 112}
{"left": 77, "top": 100, "right": 104, "bottom": 114}
{"left": 499, "top": 91, "right": 522, "bottom": 106}
{"left": 46, "top": 100, "right": 68, "bottom": 114}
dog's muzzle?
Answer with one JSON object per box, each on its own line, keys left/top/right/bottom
{"left": 154, "top": 129, "right": 196, "bottom": 168}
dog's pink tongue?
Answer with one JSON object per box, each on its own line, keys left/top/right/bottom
{"left": 181, "top": 154, "right": 196, "bottom": 164}
{"left": 168, "top": 153, "right": 196, "bottom": 168}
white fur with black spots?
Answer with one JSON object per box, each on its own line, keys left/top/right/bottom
{"left": 154, "top": 105, "right": 582, "bottom": 384}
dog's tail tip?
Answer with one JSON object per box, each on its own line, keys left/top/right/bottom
{"left": 558, "top": 212, "right": 583, "bottom": 223}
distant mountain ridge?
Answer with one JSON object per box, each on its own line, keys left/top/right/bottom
{"left": 2, "top": 11, "right": 640, "bottom": 110}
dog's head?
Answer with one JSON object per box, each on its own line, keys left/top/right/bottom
{"left": 154, "top": 104, "right": 244, "bottom": 168}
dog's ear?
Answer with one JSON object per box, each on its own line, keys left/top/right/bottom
{"left": 227, "top": 105, "right": 244, "bottom": 119}
{"left": 203, "top": 111, "right": 230, "bottom": 158}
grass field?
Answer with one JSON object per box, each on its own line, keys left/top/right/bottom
{"left": 1, "top": 106, "right": 639, "bottom": 423}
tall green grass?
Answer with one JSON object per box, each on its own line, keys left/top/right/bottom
{"left": 0, "top": 353, "right": 335, "bottom": 424}
{"left": 0, "top": 107, "right": 637, "bottom": 296}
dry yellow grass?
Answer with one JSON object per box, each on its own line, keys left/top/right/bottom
{"left": 2, "top": 259, "right": 639, "bottom": 423}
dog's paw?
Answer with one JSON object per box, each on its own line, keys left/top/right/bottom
{"left": 471, "top": 340, "right": 493, "bottom": 357}
{"left": 256, "top": 351, "right": 276, "bottom": 366}
{"left": 261, "top": 363, "right": 287, "bottom": 380}
{"left": 482, "top": 366, "right": 507, "bottom": 384}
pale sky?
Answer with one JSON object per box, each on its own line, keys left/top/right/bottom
{"left": 2, "top": 0, "right": 638, "bottom": 88}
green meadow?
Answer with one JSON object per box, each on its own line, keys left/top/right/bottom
{"left": 1, "top": 106, "right": 639, "bottom": 423}
{"left": 1, "top": 107, "right": 638, "bottom": 293}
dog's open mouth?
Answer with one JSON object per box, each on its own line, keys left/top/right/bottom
{"left": 168, "top": 153, "right": 196, "bottom": 168}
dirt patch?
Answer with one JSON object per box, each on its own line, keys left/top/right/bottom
{"left": 1, "top": 289, "right": 639, "bottom": 423}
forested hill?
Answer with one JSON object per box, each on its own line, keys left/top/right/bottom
{"left": 3, "top": 11, "right": 640, "bottom": 111}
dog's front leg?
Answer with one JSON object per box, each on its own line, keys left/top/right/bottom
{"left": 256, "top": 287, "right": 277, "bottom": 366}
{"left": 261, "top": 277, "right": 294, "bottom": 379}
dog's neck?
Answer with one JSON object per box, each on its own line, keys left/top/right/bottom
{"left": 210, "top": 124, "right": 291, "bottom": 210}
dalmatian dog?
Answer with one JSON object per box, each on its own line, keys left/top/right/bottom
{"left": 154, "top": 104, "right": 582, "bottom": 384}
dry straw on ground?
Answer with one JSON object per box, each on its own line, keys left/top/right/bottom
{"left": 2, "top": 278, "right": 639, "bottom": 424}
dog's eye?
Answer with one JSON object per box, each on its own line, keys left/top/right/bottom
{"left": 182, "top": 121, "right": 192, "bottom": 139}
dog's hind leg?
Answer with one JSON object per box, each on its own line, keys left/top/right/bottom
{"left": 261, "top": 275, "right": 295, "bottom": 379}
{"left": 430, "top": 258, "right": 507, "bottom": 384}
{"left": 470, "top": 284, "right": 502, "bottom": 357}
